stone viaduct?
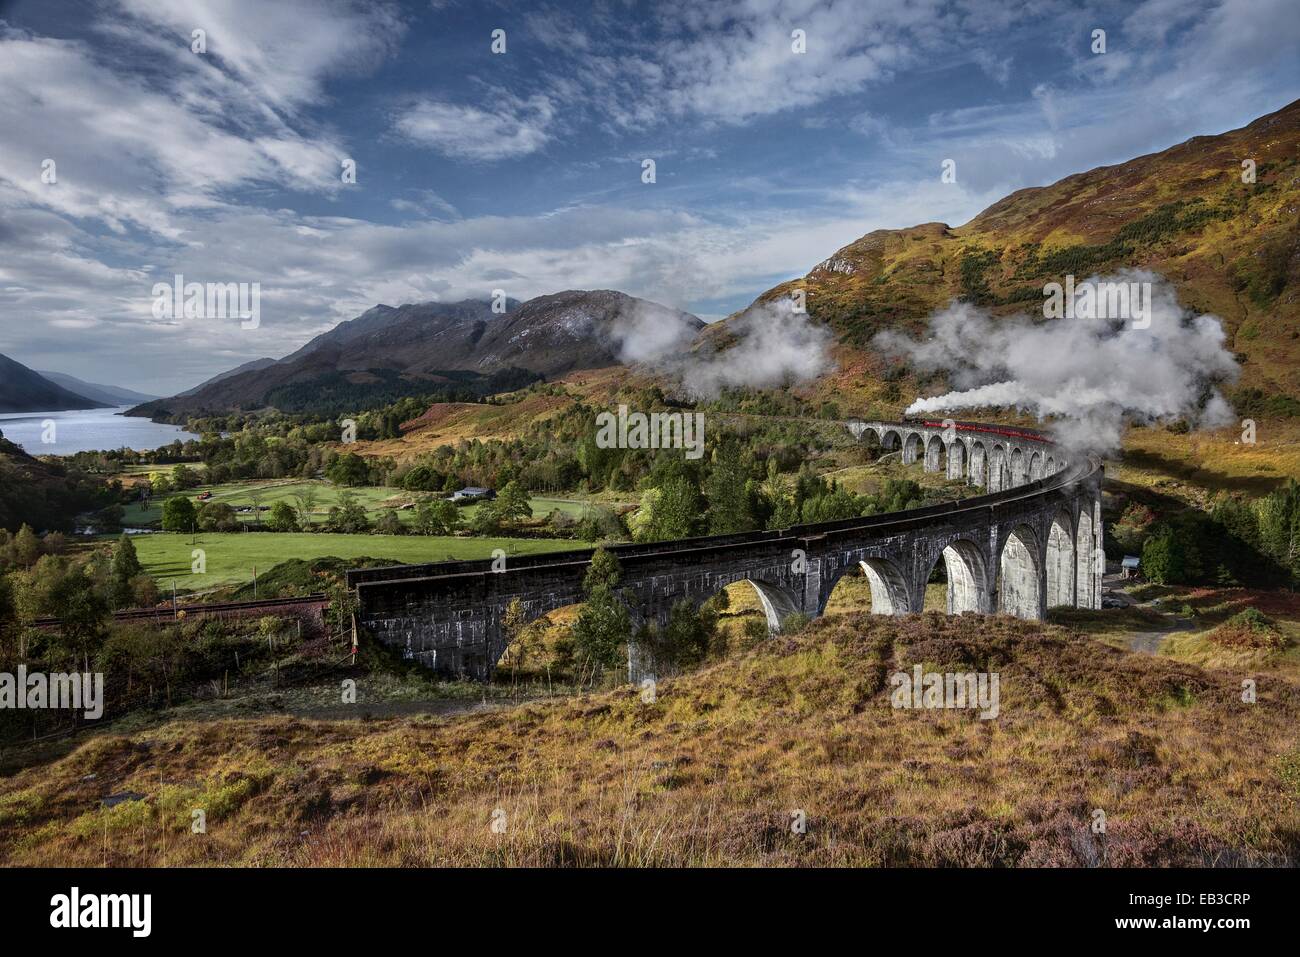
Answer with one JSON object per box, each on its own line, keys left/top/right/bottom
{"left": 347, "top": 420, "right": 1103, "bottom": 680}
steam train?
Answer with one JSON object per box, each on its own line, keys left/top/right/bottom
{"left": 906, "top": 418, "right": 1049, "bottom": 444}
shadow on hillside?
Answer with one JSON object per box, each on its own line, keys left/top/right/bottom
{"left": 1118, "top": 448, "right": 1287, "bottom": 496}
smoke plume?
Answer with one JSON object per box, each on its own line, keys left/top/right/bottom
{"left": 615, "top": 297, "right": 834, "bottom": 399}
{"left": 873, "top": 270, "right": 1239, "bottom": 452}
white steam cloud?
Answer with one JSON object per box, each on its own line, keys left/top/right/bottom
{"left": 873, "top": 270, "right": 1239, "bottom": 452}
{"left": 614, "top": 297, "right": 834, "bottom": 399}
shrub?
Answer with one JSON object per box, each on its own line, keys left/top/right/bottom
{"left": 374, "top": 509, "right": 403, "bottom": 535}
{"left": 1208, "top": 607, "right": 1286, "bottom": 651}
{"left": 780, "top": 612, "right": 812, "bottom": 635}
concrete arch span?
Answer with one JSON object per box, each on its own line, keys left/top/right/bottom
{"left": 1045, "top": 510, "right": 1075, "bottom": 608}
{"left": 745, "top": 578, "right": 802, "bottom": 634}
{"left": 998, "top": 524, "right": 1042, "bottom": 619}
{"left": 946, "top": 440, "right": 966, "bottom": 480}
{"left": 859, "top": 557, "right": 912, "bottom": 615}
{"left": 925, "top": 539, "right": 991, "bottom": 614}
{"left": 969, "top": 442, "right": 988, "bottom": 487}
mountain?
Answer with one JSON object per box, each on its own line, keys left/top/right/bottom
{"left": 132, "top": 291, "right": 703, "bottom": 419}
{"left": 0, "top": 354, "right": 110, "bottom": 413}
{"left": 36, "top": 370, "right": 157, "bottom": 406}
{"left": 177, "top": 357, "right": 278, "bottom": 397}
{"left": 725, "top": 97, "right": 1300, "bottom": 413}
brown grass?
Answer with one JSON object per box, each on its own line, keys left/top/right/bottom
{"left": 3, "top": 612, "right": 1298, "bottom": 867}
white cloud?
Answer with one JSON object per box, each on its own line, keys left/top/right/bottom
{"left": 1, "top": 0, "right": 1296, "bottom": 397}
{"left": 393, "top": 95, "right": 555, "bottom": 161}
{"left": 390, "top": 189, "right": 461, "bottom": 220}
{"left": 113, "top": 0, "right": 406, "bottom": 112}
{"left": 552, "top": 0, "right": 950, "bottom": 129}
{"left": 0, "top": 19, "right": 360, "bottom": 240}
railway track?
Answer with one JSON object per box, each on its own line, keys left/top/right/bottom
{"left": 35, "top": 593, "right": 328, "bottom": 628}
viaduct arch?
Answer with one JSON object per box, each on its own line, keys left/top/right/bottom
{"left": 348, "top": 421, "right": 1104, "bottom": 679}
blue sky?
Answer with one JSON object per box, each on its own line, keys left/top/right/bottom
{"left": 0, "top": 0, "right": 1297, "bottom": 395}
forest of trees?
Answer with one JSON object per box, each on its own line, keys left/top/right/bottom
{"left": 1108, "top": 481, "right": 1300, "bottom": 588}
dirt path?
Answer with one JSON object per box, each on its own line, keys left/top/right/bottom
{"left": 1126, "top": 616, "right": 1196, "bottom": 655}
{"left": 1101, "top": 576, "right": 1198, "bottom": 655}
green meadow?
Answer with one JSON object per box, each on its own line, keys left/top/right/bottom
{"left": 127, "top": 531, "right": 587, "bottom": 592}
{"left": 121, "top": 476, "right": 599, "bottom": 528}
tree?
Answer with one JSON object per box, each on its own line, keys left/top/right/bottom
{"left": 414, "top": 498, "right": 460, "bottom": 536}
{"left": 325, "top": 491, "right": 370, "bottom": 533}
{"left": 110, "top": 533, "right": 142, "bottom": 609}
{"left": 171, "top": 464, "right": 201, "bottom": 489}
{"left": 494, "top": 481, "right": 533, "bottom": 529}
{"left": 197, "top": 501, "right": 239, "bottom": 532}
{"left": 47, "top": 564, "right": 108, "bottom": 668}
{"left": 13, "top": 524, "right": 40, "bottom": 567}
{"left": 704, "top": 444, "right": 753, "bottom": 534}
{"left": 266, "top": 500, "right": 300, "bottom": 532}
{"left": 293, "top": 488, "right": 319, "bottom": 528}
{"left": 635, "top": 476, "right": 702, "bottom": 542}
{"left": 326, "top": 452, "right": 371, "bottom": 487}
{"left": 1112, "top": 501, "right": 1157, "bottom": 554}
{"left": 12, "top": 554, "right": 65, "bottom": 623}
{"left": 576, "top": 505, "right": 623, "bottom": 543}
{"left": 130, "top": 573, "right": 160, "bottom": 608}
{"left": 1141, "top": 524, "right": 1198, "bottom": 585}
{"left": 499, "top": 597, "right": 541, "bottom": 685}
{"left": 570, "top": 547, "right": 630, "bottom": 679}
{"left": 0, "top": 573, "right": 14, "bottom": 655}
{"left": 402, "top": 464, "right": 444, "bottom": 492}
{"left": 1255, "top": 480, "right": 1300, "bottom": 577}
{"left": 471, "top": 500, "right": 504, "bottom": 535}
{"left": 161, "top": 496, "right": 197, "bottom": 532}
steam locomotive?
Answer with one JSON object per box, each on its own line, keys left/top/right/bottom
{"left": 906, "top": 418, "right": 1049, "bottom": 443}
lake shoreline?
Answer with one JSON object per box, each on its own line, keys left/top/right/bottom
{"left": 0, "top": 406, "right": 201, "bottom": 456}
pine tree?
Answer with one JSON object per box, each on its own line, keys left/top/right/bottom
{"left": 704, "top": 444, "right": 753, "bottom": 534}
{"left": 570, "top": 547, "right": 630, "bottom": 678}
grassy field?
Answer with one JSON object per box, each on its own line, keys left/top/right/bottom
{"left": 127, "top": 531, "right": 588, "bottom": 592}
{"left": 3, "top": 611, "right": 1297, "bottom": 866}
{"left": 817, "top": 456, "right": 974, "bottom": 500}
{"left": 122, "top": 477, "right": 608, "bottom": 529}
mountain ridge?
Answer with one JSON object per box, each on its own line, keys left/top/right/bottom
{"left": 0, "top": 353, "right": 111, "bottom": 413}
{"left": 35, "top": 370, "right": 157, "bottom": 406}
{"left": 730, "top": 97, "right": 1300, "bottom": 413}
{"left": 132, "top": 291, "right": 702, "bottom": 419}
{"left": 133, "top": 98, "right": 1300, "bottom": 426}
